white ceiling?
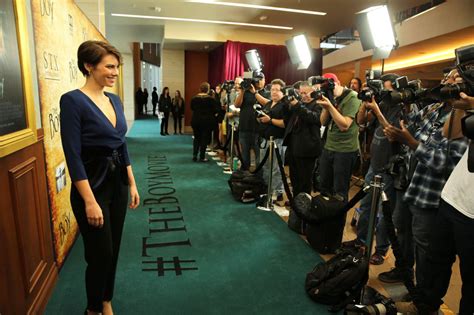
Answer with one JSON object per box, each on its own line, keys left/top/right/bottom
{"left": 104, "top": 0, "right": 429, "bottom": 36}
{"left": 86, "top": 0, "right": 433, "bottom": 52}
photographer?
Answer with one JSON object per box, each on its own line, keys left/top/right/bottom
{"left": 343, "top": 74, "right": 402, "bottom": 265}
{"left": 234, "top": 72, "right": 268, "bottom": 171}
{"left": 284, "top": 81, "right": 322, "bottom": 197}
{"left": 396, "top": 91, "right": 474, "bottom": 315}
{"left": 317, "top": 73, "right": 361, "bottom": 202}
{"left": 258, "top": 79, "right": 289, "bottom": 202}
{"left": 382, "top": 68, "right": 469, "bottom": 290}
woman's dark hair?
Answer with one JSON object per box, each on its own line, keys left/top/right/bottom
{"left": 199, "top": 82, "right": 210, "bottom": 93}
{"left": 77, "top": 40, "right": 122, "bottom": 77}
{"left": 161, "top": 87, "right": 169, "bottom": 97}
{"left": 175, "top": 90, "right": 182, "bottom": 98}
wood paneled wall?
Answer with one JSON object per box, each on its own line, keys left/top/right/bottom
{"left": 0, "top": 130, "right": 57, "bottom": 314}
{"left": 184, "top": 51, "right": 209, "bottom": 127}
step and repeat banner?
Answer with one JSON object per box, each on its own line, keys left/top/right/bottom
{"left": 31, "top": 0, "right": 121, "bottom": 266}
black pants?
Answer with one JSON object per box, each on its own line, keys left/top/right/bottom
{"left": 192, "top": 125, "right": 212, "bottom": 159}
{"left": 152, "top": 102, "right": 157, "bottom": 115}
{"left": 319, "top": 148, "right": 358, "bottom": 202}
{"left": 288, "top": 152, "right": 317, "bottom": 197}
{"left": 71, "top": 167, "right": 128, "bottom": 312}
{"left": 161, "top": 112, "right": 170, "bottom": 134}
{"left": 418, "top": 200, "right": 474, "bottom": 314}
{"left": 173, "top": 113, "right": 182, "bottom": 133}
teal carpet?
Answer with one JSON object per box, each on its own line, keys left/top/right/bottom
{"left": 46, "top": 120, "right": 328, "bottom": 314}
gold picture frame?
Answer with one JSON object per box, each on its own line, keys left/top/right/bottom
{"left": 0, "top": 0, "right": 37, "bottom": 157}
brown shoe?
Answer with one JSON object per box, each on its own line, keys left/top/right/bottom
{"left": 394, "top": 301, "right": 418, "bottom": 314}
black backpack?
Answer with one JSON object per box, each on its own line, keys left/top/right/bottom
{"left": 305, "top": 249, "right": 369, "bottom": 312}
{"left": 228, "top": 170, "right": 267, "bottom": 203}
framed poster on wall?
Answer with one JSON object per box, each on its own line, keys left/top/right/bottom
{"left": 0, "top": 0, "right": 37, "bottom": 157}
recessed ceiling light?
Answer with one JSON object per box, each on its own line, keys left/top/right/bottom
{"left": 204, "top": 45, "right": 209, "bottom": 49}
{"left": 186, "top": 0, "right": 326, "bottom": 16}
{"left": 111, "top": 13, "right": 293, "bottom": 30}
{"left": 259, "top": 15, "right": 267, "bottom": 21}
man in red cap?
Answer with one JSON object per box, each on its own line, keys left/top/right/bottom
{"left": 316, "top": 73, "right": 361, "bottom": 202}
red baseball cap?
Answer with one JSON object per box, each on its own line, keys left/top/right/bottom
{"left": 322, "top": 73, "right": 340, "bottom": 84}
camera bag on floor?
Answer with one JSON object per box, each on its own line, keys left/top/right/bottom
{"left": 293, "top": 189, "right": 367, "bottom": 254}
{"left": 228, "top": 170, "right": 267, "bottom": 203}
{"left": 305, "top": 196, "right": 347, "bottom": 254}
{"left": 305, "top": 247, "right": 368, "bottom": 312}
{"left": 288, "top": 193, "right": 311, "bottom": 234}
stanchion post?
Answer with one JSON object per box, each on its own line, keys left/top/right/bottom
{"left": 265, "top": 136, "right": 274, "bottom": 210}
{"left": 229, "top": 121, "right": 235, "bottom": 171}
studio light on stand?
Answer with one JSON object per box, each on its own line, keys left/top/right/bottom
{"left": 356, "top": 5, "right": 397, "bottom": 73}
{"left": 245, "top": 49, "right": 263, "bottom": 72}
{"left": 285, "top": 34, "right": 313, "bottom": 70}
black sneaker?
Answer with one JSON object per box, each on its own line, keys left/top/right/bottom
{"left": 378, "top": 268, "right": 404, "bottom": 283}
{"left": 341, "top": 238, "right": 365, "bottom": 249}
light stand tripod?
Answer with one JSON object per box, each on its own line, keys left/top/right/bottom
{"left": 359, "top": 174, "right": 386, "bottom": 304}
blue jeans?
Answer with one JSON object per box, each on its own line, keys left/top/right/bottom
{"left": 356, "top": 165, "right": 395, "bottom": 255}
{"left": 419, "top": 200, "right": 474, "bottom": 314}
{"left": 319, "top": 148, "right": 358, "bottom": 202}
{"left": 239, "top": 131, "right": 260, "bottom": 171}
{"left": 260, "top": 138, "right": 285, "bottom": 195}
{"left": 409, "top": 203, "right": 438, "bottom": 288}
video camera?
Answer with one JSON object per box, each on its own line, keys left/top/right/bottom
{"left": 241, "top": 71, "right": 264, "bottom": 90}
{"left": 308, "top": 75, "right": 335, "bottom": 101}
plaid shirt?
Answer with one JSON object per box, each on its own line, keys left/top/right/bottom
{"left": 403, "top": 103, "right": 468, "bottom": 209}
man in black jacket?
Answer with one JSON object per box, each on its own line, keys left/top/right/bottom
{"left": 284, "top": 81, "right": 322, "bottom": 197}
{"left": 152, "top": 87, "right": 159, "bottom": 116}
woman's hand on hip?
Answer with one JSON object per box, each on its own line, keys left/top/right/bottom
{"left": 85, "top": 201, "right": 104, "bottom": 228}
{"left": 129, "top": 184, "right": 140, "bottom": 209}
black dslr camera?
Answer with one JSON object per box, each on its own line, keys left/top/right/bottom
{"left": 253, "top": 104, "right": 268, "bottom": 118}
{"left": 282, "top": 87, "right": 301, "bottom": 102}
{"left": 357, "top": 70, "right": 389, "bottom": 103}
{"left": 389, "top": 76, "right": 428, "bottom": 105}
{"left": 308, "top": 75, "right": 335, "bottom": 101}
{"left": 221, "top": 80, "right": 234, "bottom": 93}
{"left": 241, "top": 71, "right": 264, "bottom": 90}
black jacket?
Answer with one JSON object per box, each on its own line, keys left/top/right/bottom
{"left": 159, "top": 95, "right": 172, "bottom": 112}
{"left": 191, "top": 94, "right": 218, "bottom": 127}
{"left": 283, "top": 99, "right": 322, "bottom": 158}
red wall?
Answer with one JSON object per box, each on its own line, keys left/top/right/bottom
{"left": 184, "top": 51, "right": 209, "bottom": 126}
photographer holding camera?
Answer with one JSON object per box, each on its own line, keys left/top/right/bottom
{"left": 258, "top": 79, "right": 289, "bottom": 202}
{"left": 317, "top": 73, "right": 361, "bottom": 202}
{"left": 284, "top": 81, "right": 322, "bottom": 198}
{"left": 382, "top": 68, "right": 469, "bottom": 291}
{"left": 342, "top": 74, "right": 403, "bottom": 265}
{"left": 396, "top": 91, "right": 474, "bottom": 315}
{"left": 234, "top": 72, "right": 268, "bottom": 171}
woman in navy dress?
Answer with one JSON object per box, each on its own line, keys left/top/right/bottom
{"left": 60, "top": 40, "right": 140, "bottom": 315}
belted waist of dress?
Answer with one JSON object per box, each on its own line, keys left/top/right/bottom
{"left": 82, "top": 145, "right": 124, "bottom": 165}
